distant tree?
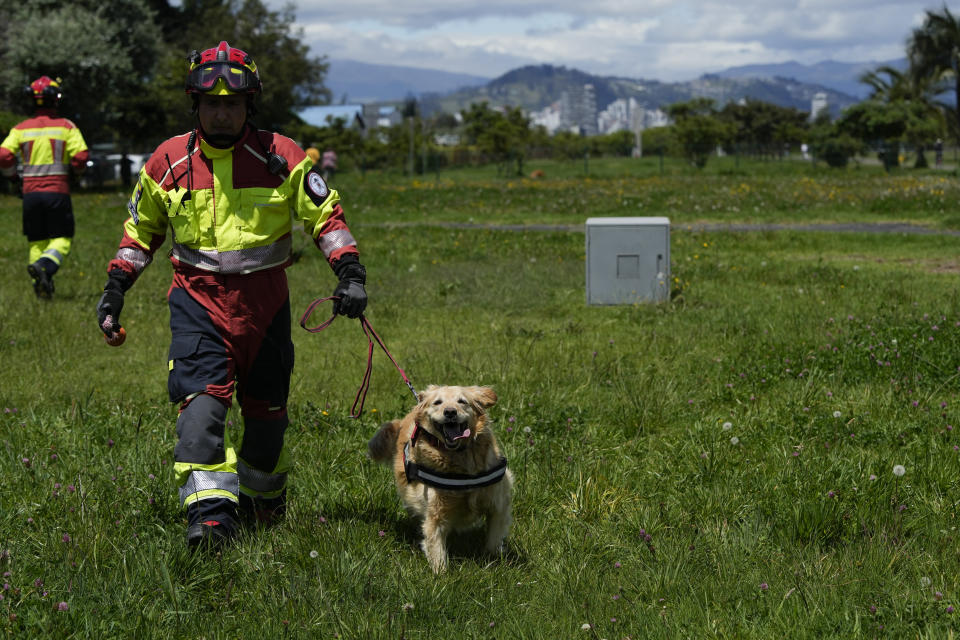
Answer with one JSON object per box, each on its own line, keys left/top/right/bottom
{"left": 858, "top": 65, "right": 943, "bottom": 167}
{"left": 461, "top": 102, "right": 531, "bottom": 175}
{"left": 551, "top": 130, "right": 588, "bottom": 161}
{"left": 666, "top": 98, "right": 733, "bottom": 168}
{"left": 430, "top": 112, "right": 460, "bottom": 131}
{"left": 401, "top": 95, "right": 419, "bottom": 119}
{"left": 641, "top": 126, "right": 681, "bottom": 157}
{"left": 0, "top": 0, "right": 163, "bottom": 144}
{"left": 808, "top": 114, "right": 863, "bottom": 169}
{"left": 286, "top": 115, "right": 365, "bottom": 171}
{"left": 907, "top": 5, "right": 960, "bottom": 146}
{"left": 593, "top": 130, "right": 635, "bottom": 157}
{"left": 718, "top": 99, "right": 809, "bottom": 158}
{"left": 835, "top": 99, "right": 937, "bottom": 170}
{"left": 0, "top": 0, "right": 329, "bottom": 147}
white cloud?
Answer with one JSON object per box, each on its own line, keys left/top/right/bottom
{"left": 279, "top": 0, "right": 939, "bottom": 81}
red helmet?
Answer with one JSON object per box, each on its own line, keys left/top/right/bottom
{"left": 185, "top": 41, "right": 261, "bottom": 96}
{"left": 27, "top": 76, "right": 62, "bottom": 108}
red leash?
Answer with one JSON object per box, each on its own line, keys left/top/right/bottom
{"left": 299, "top": 296, "right": 418, "bottom": 418}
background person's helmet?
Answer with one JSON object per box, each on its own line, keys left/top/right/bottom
{"left": 185, "top": 41, "right": 261, "bottom": 96}
{"left": 26, "top": 76, "right": 62, "bottom": 108}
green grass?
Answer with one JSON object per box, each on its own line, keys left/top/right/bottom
{"left": 2, "top": 159, "right": 960, "bottom": 637}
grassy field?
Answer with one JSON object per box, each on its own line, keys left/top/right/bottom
{"left": 2, "top": 157, "right": 960, "bottom": 638}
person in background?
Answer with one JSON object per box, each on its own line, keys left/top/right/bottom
{"left": 0, "top": 76, "right": 89, "bottom": 298}
{"left": 96, "top": 41, "right": 368, "bottom": 550}
{"left": 120, "top": 153, "right": 133, "bottom": 189}
{"left": 321, "top": 148, "right": 338, "bottom": 182}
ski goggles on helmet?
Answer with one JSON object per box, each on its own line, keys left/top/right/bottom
{"left": 187, "top": 62, "right": 260, "bottom": 95}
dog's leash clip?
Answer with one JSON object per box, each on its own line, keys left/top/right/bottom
{"left": 300, "top": 296, "right": 419, "bottom": 418}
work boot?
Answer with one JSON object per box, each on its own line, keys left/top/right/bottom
{"left": 186, "top": 519, "right": 237, "bottom": 550}
{"left": 238, "top": 490, "right": 287, "bottom": 528}
{"left": 27, "top": 263, "right": 54, "bottom": 299}
{"left": 185, "top": 500, "right": 239, "bottom": 551}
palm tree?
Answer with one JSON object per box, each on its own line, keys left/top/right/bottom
{"left": 857, "top": 65, "right": 943, "bottom": 168}
{"left": 859, "top": 66, "right": 918, "bottom": 102}
{"left": 907, "top": 5, "right": 960, "bottom": 145}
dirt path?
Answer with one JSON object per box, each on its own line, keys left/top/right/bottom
{"left": 359, "top": 221, "right": 960, "bottom": 236}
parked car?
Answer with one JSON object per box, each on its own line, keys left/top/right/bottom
{"left": 79, "top": 156, "right": 115, "bottom": 189}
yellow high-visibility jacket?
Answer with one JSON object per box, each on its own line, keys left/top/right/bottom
{"left": 0, "top": 111, "right": 89, "bottom": 194}
{"left": 108, "top": 125, "right": 358, "bottom": 280}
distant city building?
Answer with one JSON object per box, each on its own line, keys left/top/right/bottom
{"left": 362, "top": 104, "right": 403, "bottom": 129}
{"left": 530, "top": 96, "right": 668, "bottom": 137}
{"left": 580, "top": 84, "right": 598, "bottom": 136}
{"left": 810, "top": 92, "right": 828, "bottom": 121}
{"left": 530, "top": 102, "right": 562, "bottom": 132}
{"left": 558, "top": 84, "right": 599, "bottom": 135}
{"left": 433, "top": 133, "right": 461, "bottom": 146}
{"left": 597, "top": 97, "right": 636, "bottom": 134}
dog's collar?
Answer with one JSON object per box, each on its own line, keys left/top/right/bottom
{"left": 403, "top": 423, "right": 508, "bottom": 491}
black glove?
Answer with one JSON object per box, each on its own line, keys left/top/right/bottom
{"left": 9, "top": 175, "right": 22, "bottom": 199}
{"left": 332, "top": 256, "right": 367, "bottom": 318}
{"left": 97, "top": 271, "right": 132, "bottom": 336}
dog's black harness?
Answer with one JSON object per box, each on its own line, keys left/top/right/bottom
{"left": 403, "top": 423, "right": 508, "bottom": 491}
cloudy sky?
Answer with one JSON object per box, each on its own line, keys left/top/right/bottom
{"left": 272, "top": 1, "right": 947, "bottom": 81}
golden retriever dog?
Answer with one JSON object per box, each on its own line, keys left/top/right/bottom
{"left": 368, "top": 385, "right": 513, "bottom": 573}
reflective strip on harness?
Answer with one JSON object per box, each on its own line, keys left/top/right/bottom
{"left": 171, "top": 236, "right": 291, "bottom": 274}
{"left": 179, "top": 468, "right": 239, "bottom": 506}
{"left": 237, "top": 458, "right": 288, "bottom": 496}
{"left": 403, "top": 441, "right": 508, "bottom": 491}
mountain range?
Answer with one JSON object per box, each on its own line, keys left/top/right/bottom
{"left": 326, "top": 59, "right": 490, "bottom": 104}
{"left": 325, "top": 58, "right": 907, "bottom": 117}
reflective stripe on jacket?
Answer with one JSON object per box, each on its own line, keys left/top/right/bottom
{"left": 108, "top": 126, "right": 358, "bottom": 281}
{"left": 0, "top": 112, "right": 89, "bottom": 194}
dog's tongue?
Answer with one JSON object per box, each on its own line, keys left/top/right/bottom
{"left": 443, "top": 422, "right": 471, "bottom": 442}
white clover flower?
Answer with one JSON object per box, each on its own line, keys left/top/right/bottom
{"left": 730, "top": 436, "right": 740, "bottom": 445}
{"left": 722, "top": 421, "right": 732, "bottom": 431}
{"left": 581, "top": 623, "right": 592, "bottom": 631}
{"left": 309, "top": 550, "right": 318, "bottom": 558}
{"left": 921, "top": 576, "right": 932, "bottom": 587}
{"left": 833, "top": 411, "right": 842, "bottom": 418}
{"left": 523, "top": 426, "right": 532, "bottom": 434}
{"left": 893, "top": 464, "right": 906, "bottom": 477}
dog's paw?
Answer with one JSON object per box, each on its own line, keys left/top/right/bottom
{"left": 421, "top": 539, "right": 448, "bottom": 574}
{"left": 483, "top": 537, "right": 508, "bottom": 557}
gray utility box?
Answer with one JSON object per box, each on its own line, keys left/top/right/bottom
{"left": 585, "top": 217, "right": 670, "bottom": 305}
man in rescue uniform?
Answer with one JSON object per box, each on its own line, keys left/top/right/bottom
{"left": 95, "top": 42, "right": 368, "bottom": 549}
{"left": 0, "top": 76, "right": 89, "bottom": 298}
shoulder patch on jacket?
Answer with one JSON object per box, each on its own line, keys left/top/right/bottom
{"left": 304, "top": 165, "right": 330, "bottom": 206}
{"left": 127, "top": 178, "right": 144, "bottom": 224}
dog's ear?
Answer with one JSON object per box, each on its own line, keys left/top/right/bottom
{"left": 418, "top": 384, "right": 439, "bottom": 402}
{"left": 416, "top": 385, "right": 438, "bottom": 409}
{"left": 466, "top": 386, "right": 497, "bottom": 409}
